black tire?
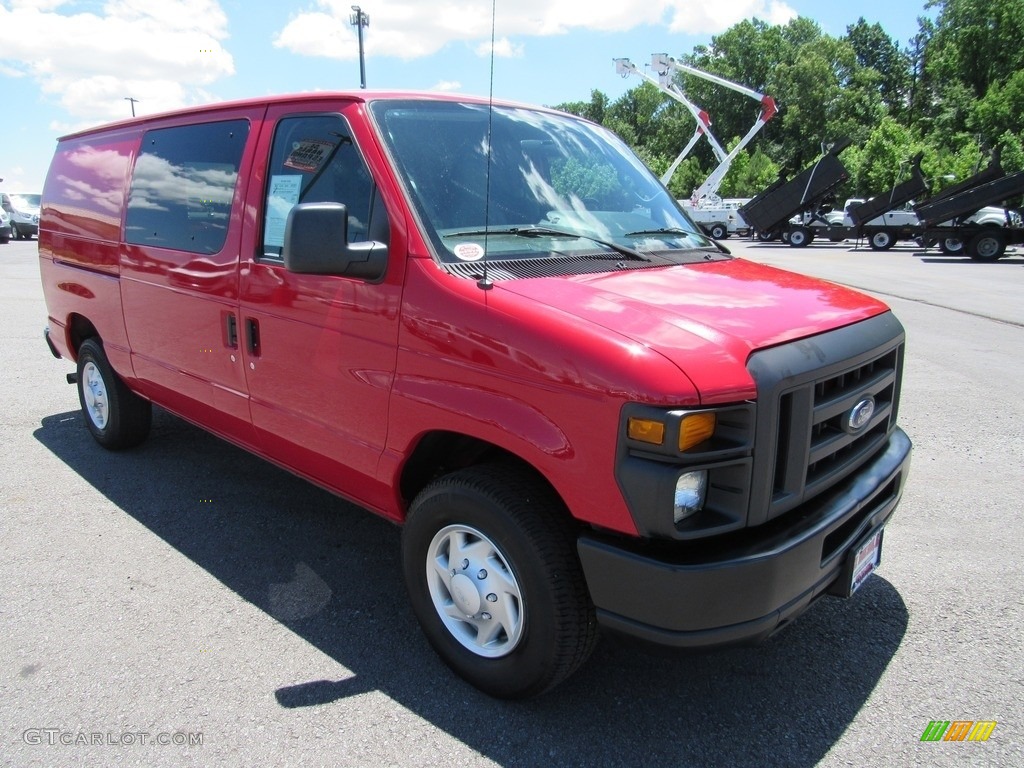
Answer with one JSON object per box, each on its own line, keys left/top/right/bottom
{"left": 709, "top": 223, "right": 727, "bottom": 240}
{"left": 9, "top": 223, "right": 19, "bottom": 241}
{"left": 967, "top": 230, "right": 1006, "bottom": 262}
{"left": 401, "top": 464, "right": 598, "bottom": 699}
{"left": 938, "top": 237, "right": 964, "bottom": 255}
{"left": 869, "top": 229, "right": 895, "bottom": 251}
{"left": 756, "top": 230, "right": 777, "bottom": 242}
{"left": 76, "top": 338, "right": 152, "bottom": 449}
{"left": 788, "top": 225, "right": 810, "bottom": 247}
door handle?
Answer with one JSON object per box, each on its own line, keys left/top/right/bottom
{"left": 246, "top": 318, "right": 261, "bottom": 356}
{"left": 225, "top": 313, "right": 238, "bottom": 349}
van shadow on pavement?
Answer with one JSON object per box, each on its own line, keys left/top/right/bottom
{"left": 35, "top": 407, "right": 908, "bottom": 768}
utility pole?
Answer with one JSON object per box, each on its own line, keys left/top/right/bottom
{"left": 125, "top": 97, "right": 139, "bottom": 117}
{"left": 349, "top": 5, "right": 369, "bottom": 89}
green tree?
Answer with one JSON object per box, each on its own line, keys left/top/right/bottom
{"left": 968, "top": 70, "right": 1024, "bottom": 149}
{"left": 845, "top": 18, "right": 911, "bottom": 117}
{"left": 855, "top": 117, "right": 921, "bottom": 195}
{"left": 553, "top": 89, "right": 611, "bottom": 124}
{"left": 925, "top": 0, "right": 1024, "bottom": 99}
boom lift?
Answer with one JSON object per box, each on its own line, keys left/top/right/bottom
{"left": 614, "top": 55, "right": 777, "bottom": 238}
{"left": 651, "top": 53, "right": 778, "bottom": 207}
{"left": 613, "top": 58, "right": 727, "bottom": 186}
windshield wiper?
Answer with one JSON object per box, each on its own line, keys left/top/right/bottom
{"left": 442, "top": 225, "right": 650, "bottom": 261}
{"left": 623, "top": 227, "right": 694, "bottom": 237}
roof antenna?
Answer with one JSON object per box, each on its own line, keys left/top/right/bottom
{"left": 477, "top": 0, "right": 497, "bottom": 291}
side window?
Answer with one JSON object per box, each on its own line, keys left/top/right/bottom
{"left": 262, "top": 114, "right": 374, "bottom": 260}
{"left": 125, "top": 120, "right": 249, "bottom": 254}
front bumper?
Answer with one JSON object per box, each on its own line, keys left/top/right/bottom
{"left": 14, "top": 220, "right": 39, "bottom": 237}
{"left": 578, "top": 427, "right": 911, "bottom": 648}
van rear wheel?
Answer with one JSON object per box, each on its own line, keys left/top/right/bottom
{"left": 76, "top": 338, "right": 152, "bottom": 449}
{"left": 401, "top": 464, "right": 598, "bottom": 698}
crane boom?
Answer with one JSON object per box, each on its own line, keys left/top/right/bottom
{"left": 614, "top": 57, "right": 728, "bottom": 172}
{"left": 650, "top": 53, "right": 778, "bottom": 203}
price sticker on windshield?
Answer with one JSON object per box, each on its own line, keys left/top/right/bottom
{"left": 453, "top": 243, "right": 485, "bottom": 261}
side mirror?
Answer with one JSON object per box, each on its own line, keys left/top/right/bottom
{"left": 283, "top": 202, "right": 387, "bottom": 282}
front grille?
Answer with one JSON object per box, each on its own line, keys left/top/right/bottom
{"left": 746, "top": 312, "right": 906, "bottom": 526}
{"left": 773, "top": 347, "right": 898, "bottom": 513}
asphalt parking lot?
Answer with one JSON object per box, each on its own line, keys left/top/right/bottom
{"left": 3, "top": 235, "right": 1022, "bottom": 767}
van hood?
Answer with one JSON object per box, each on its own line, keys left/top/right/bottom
{"left": 496, "top": 257, "right": 889, "bottom": 403}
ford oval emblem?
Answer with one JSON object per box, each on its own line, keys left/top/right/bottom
{"left": 845, "top": 396, "right": 875, "bottom": 434}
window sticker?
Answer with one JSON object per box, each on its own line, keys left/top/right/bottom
{"left": 284, "top": 139, "right": 337, "bottom": 172}
{"left": 453, "top": 242, "right": 485, "bottom": 261}
{"left": 265, "top": 174, "right": 302, "bottom": 249}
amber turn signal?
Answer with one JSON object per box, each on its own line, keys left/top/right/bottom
{"left": 679, "top": 412, "right": 716, "bottom": 451}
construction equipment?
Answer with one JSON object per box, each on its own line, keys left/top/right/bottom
{"left": 738, "top": 138, "right": 852, "bottom": 246}
{"left": 912, "top": 154, "right": 1024, "bottom": 260}
{"left": 613, "top": 58, "right": 727, "bottom": 186}
{"left": 819, "top": 154, "right": 930, "bottom": 250}
{"left": 614, "top": 55, "right": 777, "bottom": 238}
{"left": 651, "top": 54, "right": 777, "bottom": 206}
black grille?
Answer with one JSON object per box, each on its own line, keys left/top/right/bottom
{"left": 746, "top": 312, "right": 906, "bottom": 526}
{"left": 774, "top": 347, "right": 898, "bottom": 510}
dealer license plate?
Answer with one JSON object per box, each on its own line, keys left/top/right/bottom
{"left": 849, "top": 528, "right": 883, "bottom": 595}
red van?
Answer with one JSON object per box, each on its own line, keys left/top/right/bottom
{"left": 39, "top": 91, "right": 911, "bottom": 698}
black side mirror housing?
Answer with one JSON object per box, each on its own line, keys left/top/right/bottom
{"left": 283, "top": 202, "right": 387, "bottom": 282}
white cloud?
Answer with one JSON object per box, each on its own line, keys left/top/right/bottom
{"left": 0, "top": 0, "right": 234, "bottom": 122}
{"left": 430, "top": 80, "right": 463, "bottom": 92}
{"left": 666, "top": 0, "right": 797, "bottom": 34}
{"left": 273, "top": 0, "right": 797, "bottom": 62}
{"left": 475, "top": 37, "right": 526, "bottom": 59}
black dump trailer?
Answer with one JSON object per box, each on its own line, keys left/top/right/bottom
{"left": 913, "top": 152, "right": 1024, "bottom": 261}
{"left": 739, "top": 138, "right": 851, "bottom": 247}
{"left": 842, "top": 153, "right": 930, "bottom": 250}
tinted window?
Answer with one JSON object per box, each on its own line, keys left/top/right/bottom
{"left": 262, "top": 114, "right": 374, "bottom": 259}
{"left": 125, "top": 119, "right": 249, "bottom": 253}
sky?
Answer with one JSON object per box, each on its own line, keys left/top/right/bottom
{"left": 0, "top": 0, "right": 934, "bottom": 192}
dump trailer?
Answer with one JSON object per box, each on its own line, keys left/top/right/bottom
{"left": 913, "top": 161, "right": 1024, "bottom": 261}
{"left": 739, "top": 139, "right": 851, "bottom": 247}
{"left": 841, "top": 154, "right": 930, "bottom": 250}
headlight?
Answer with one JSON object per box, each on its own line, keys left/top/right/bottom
{"left": 674, "top": 470, "right": 708, "bottom": 523}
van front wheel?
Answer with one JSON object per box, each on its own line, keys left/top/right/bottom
{"left": 401, "top": 464, "right": 598, "bottom": 698}
{"left": 76, "top": 338, "right": 152, "bottom": 449}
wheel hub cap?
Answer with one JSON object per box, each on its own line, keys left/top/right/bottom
{"left": 426, "top": 524, "right": 524, "bottom": 658}
{"left": 449, "top": 573, "right": 481, "bottom": 615}
{"left": 82, "top": 362, "right": 108, "bottom": 429}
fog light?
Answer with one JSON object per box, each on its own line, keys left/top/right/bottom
{"left": 674, "top": 470, "right": 708, "bottom": 523}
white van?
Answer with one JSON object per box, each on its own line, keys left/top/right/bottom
{"left": 1, "top": 191, "right": 41, "bottom": 240}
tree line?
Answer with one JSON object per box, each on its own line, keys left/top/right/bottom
{"left": 554, "top": 0, "right": 1024, "bottom": 203}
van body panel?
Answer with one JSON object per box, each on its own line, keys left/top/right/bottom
{"left": 39, "top": 129, "right": 136, "bottom": 252}
{"left": 38, "top": 257, "right": 130, "bottom": 370}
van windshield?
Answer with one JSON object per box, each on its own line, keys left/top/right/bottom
{"left": 12, "top": 194, "right": 41, "bottom": 209}
{"left": 370, "top": 99, "right": 716, "bottom": 264}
